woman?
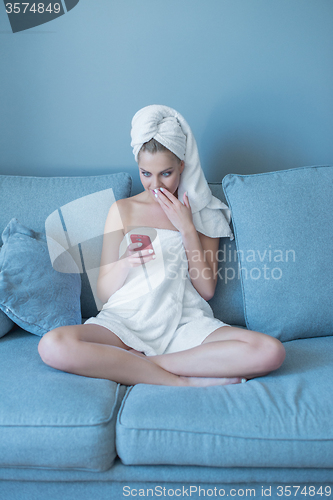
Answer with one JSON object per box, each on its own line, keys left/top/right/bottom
{"left": 38, "top": 105, "right": 285, "bottom": 387}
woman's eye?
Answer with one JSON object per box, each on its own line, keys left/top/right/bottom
{"left": 141, "top": 171, "right": 171, "bottom": 177}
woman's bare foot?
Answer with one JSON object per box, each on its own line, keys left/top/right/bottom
{"left": 127, "top": 349, "right": 248, "bottom": 387}
{"left": 179, "top": 376, "right": 246, "bottom": 387}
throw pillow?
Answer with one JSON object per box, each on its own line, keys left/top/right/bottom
{"left": 0, "top": 218, "right": 82, "bottom": 336}
{"left": 222, "top": 165, "right": 333, "bottom": 342}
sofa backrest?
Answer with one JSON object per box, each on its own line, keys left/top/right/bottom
{"left": 222, "top": 165, "right": 333, "bottom": 341}
{"left": 0, "top": 174, "right": 245, "bottom": 327}
{"left": 0, "top": 173, "right": 132, "bottom": 319}
{"left": 207, "top": 183, "right": 245, "bottom": 327}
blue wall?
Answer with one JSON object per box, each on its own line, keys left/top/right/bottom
{"left": 1, "top": 0, "right": 332, "bottom": 195}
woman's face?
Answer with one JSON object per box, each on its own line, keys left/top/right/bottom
{"left": 138, "top": 150, "right": 185, "bottom": 202}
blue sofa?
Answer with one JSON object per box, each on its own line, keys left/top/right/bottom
{"left": 0, "top": 168, "right": 332, "bottom": 500}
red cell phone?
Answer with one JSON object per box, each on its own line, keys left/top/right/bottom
{"left": 130, "top": 234, "right": 155, "bottom": 256}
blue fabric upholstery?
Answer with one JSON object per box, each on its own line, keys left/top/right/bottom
{"left": 222, "top": 166, "right": 333, "bottom": 341}
{"left": 0, "top": 171, "right": 332, "bottom": 494}
{"left": 1, "top": 477, "right": 332, "bottom": 500}
{"left": 1, "top": 455, "right": 331, "bottom": 487}
{"left": 207, "top": 183, "right": 245, "bottom": 326}
{"left": 0, "top": 310, "right": 14, "bottom": 338}
{"left": 116, "top": 335, "right": 333, "bottom": 468}
{"left": 0, "top": 219, "right": 81, "bottom": 336}
{"left": 0, "top": 328, "right": 126, "bottom": 471}
{"left": 0, "top": 173, "right": 132, "bottom": 318}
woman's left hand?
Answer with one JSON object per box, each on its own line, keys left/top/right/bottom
{"left": 153, "top": 188, "right": 194, "bottom": 234}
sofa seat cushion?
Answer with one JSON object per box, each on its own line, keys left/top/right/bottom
{"left": 0, "top": 328, "right": 126, "bottom": 472}
{"left": 116, "top": 335, "right": 333, "bottom": 468}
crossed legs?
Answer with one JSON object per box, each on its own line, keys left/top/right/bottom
{"left": 37, "top": 324, "right": 285, "bottom": 387}
{"left": 148, "top": 326, "right": 285, "bottom": 380}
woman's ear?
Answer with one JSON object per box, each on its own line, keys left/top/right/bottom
{"left": 183, "top": 191, "right": 189, "bottom": 207}
{"left": 180, "top": 160, "right": 185, "bottom": 174}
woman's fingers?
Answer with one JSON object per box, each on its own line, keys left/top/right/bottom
{"left": 157, "top": 188, "right": 181, "bottom": 208}
{"left": 128, "top": 242, "right": 143, "bottom": 251}
{"left": 130, "top": 248, "right": 154, "bottom": 258}
{"left": 154, "top": 189, "right": 170, "bottom": 210}
{"left": 127, "top": 248, "right": 155, "bottom": 267}
{"left": 158, "top": 188, "right": 177, "bottom": 202}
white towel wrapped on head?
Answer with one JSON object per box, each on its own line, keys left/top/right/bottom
{"left": 130, "top": 104, "right": 233, "bottom": 239}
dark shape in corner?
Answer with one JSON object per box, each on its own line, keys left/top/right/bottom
{"left": 64, "top": 0, "right": 80, "bottom": 12}
{"left": 3, "top": 0, "right": 80, "bottom": 33}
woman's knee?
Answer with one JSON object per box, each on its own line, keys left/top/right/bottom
{"left": 38, "top": 327, "right": 75, "bottom": 370}
{"left": 257, "top": 335, "right": 286, "bottom": 373}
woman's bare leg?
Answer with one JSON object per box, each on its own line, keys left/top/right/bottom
{"left": 148, "top": 326, "right": 286, "bottom": 380}
{"left": 37, "top": 324, "right": 243, "bottom": 387}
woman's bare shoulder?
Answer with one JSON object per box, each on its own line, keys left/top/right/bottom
{"left": 116, "top": 193, "right": 145, "bottom": 213}
{"left": 103, "top": 198, "right": 126, "bottom": 234}
{"left": 110, "top": 194, "right": 145, "bottom": 232}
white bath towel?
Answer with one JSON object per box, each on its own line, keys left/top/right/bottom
{"left": 130, "top": 104, "right": 233, "bottom": 239}
{"left": 85, "top": 227, "right": 228, "bottom": 356}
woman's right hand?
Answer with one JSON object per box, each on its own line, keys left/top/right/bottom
{"left": 122, "top": 243, "right": 156, "bottom": 269}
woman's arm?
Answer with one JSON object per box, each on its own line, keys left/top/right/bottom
{"left": 96, "top": 200, "right": 156, "bottom": 304}
{"left": 181, "top": 226, "right": 219, "bottom": 301}
{"left": 96, "top": 200, "right": 130, "bottom": 304}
